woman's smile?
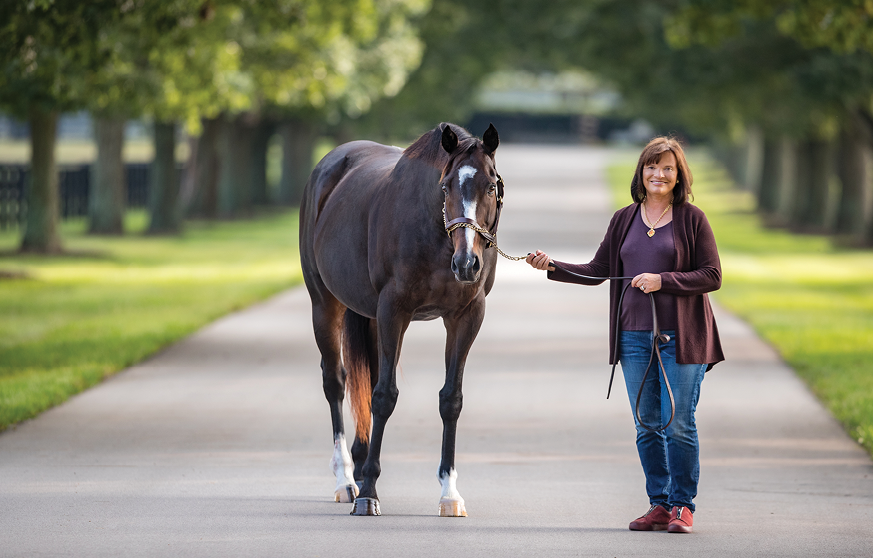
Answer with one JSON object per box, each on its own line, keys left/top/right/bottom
{"left": 642, "top": 151, "right": 678, "bottom": 197}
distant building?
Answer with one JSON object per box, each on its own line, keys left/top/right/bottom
{"left": 468, "top": 69, "right": 653, "bottom": 144}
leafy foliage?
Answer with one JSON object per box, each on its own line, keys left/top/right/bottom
{"left": 0, "top": 0, "right": 121, "bottom": 115}
{"left": 234, "top": 0, "right": 429, "bottom": 121}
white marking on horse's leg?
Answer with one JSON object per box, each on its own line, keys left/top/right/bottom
{"left": 437, "top": 468, "right": 467, "bottom": 517}
{"left": 329, "top": 434, "right": 358, "bottom": 503}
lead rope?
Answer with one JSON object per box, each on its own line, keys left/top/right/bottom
{"left": 442, "top": 177, "right": 674, "bottom": 432}
{"left": 545, "top": 264, "right": 675, "bottom": 434}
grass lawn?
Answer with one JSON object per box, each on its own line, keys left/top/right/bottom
{"left": 0, "top": 210, "right": 302, "bottom": 431}
{"left": 607, "top": 153, "right": 873, "bottom": 457}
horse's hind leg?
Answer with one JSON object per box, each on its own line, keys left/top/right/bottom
{"left": 437, "top": 297, "right": 486, "bottom": 517}
{"left": 350, "top": 317, "right": 378, "bottom": 483}
{"left": 311, "top": 295, "right": 358, "bottom": 503}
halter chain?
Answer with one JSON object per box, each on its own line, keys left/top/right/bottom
{"left": 441, "top": 174, "right": 526, "bottom": 261}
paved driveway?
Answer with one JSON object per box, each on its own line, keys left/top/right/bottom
{"left": 1, "top": 145, "right": 871, "bottom": 556}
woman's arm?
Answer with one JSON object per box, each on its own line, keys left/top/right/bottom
{"left": 526, "top": 207, "right": 625, "bottom": 286}
{"left": 547, "top": 256, "right": 610, "bottom": 285}
{"left": 659, "top": 211, "right": 721, "bottom": 296}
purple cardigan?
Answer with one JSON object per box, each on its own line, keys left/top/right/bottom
{"left": 548, "top": 202, "right": 724, "bottom": 368}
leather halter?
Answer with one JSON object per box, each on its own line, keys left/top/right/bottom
{"left": 442, "top": 173, "right": 505, "bottom": 248}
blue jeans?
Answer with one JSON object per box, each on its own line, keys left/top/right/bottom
{"left": 619, "top": 330, "right": 707, "bottom": 513}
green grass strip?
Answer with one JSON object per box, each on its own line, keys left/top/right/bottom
{"left": 608, "top": 152, "right": 873, "bottom": 457}
{"left": 0, "top": 210, "right": 302, "bottom": 431}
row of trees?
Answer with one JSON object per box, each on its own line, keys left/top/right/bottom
{"left": 360, "top": 0, "right": 873, "bottom": 245}
{"left": 4, "top": 0, "right": 872, "bottom": 250}
{"left": 661, "top": 0, "right": 873, "bottom": 243}
{"left": 0, "top": 0, "right": 428, "bottom": 253}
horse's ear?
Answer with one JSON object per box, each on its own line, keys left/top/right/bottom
{"left": 483, "top": 123, "right": 499, "bottom": 156}
{"left": 441, "top": 125, "right": 459, "bottom": 154}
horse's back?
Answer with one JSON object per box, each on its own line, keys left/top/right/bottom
{"left": 300, "top": 140, "right": 403, "bottom": 316}
{"left": 301, "top": 141, "right": 400, "bottom": 225}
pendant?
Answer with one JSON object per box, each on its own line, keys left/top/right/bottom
{"left": 647, "top": 228, "right": 655, "bottom": 237}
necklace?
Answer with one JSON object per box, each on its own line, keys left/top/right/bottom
{"left": 642, "top": 202, "right": 672, "bottom": 237}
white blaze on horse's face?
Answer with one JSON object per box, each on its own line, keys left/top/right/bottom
{"left": 448, "top": 160, "right": 490, "bottom": 284}
{"left": 458, "top": 165, "right": 479, "bottom": 257}
{"left": 458, "top": 165, "right": 477, "bottom": 189}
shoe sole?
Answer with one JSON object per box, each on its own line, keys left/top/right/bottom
{"left": 629, "top": 523, "right": 668, "bottom": 531}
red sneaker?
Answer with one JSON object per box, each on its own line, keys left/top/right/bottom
{"left": 668, "top": 506, "right": 694, "bottom": 533}
{"left": 628, "top": 504, "right": 671, "bottom": 531}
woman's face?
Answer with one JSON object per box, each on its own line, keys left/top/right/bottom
{"left": 642, "top": 151, "right": 678, "bottom": 200}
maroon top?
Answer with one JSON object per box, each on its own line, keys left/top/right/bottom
{"left": 619, "top": 209, "right": 677, "bottom": 330}
{"left": 548, "top": 202, "right": 724, "bottom": 368}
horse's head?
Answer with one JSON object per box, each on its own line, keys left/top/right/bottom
{"left": 440, "top": 123, "right": 500, "bottom": 284}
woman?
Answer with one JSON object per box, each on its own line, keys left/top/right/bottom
{"left": 526, "top": 137, "right": 723, "bottom": 533}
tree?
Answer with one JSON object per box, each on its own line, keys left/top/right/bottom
{"left": 355, "top": 0, "right": 560, "bottom": 140}
{"left": 227, "top": 0, "right": 430, "bottom": 209}
{"left": 136, "top": 2, "right": 248, "bottom": 233}
{"left": 667, "top": 0, "right": 873, "bottom": 239}
{"left": 83, "top": 1, "right": 224, "bottom": 234}
{"left": 0, "top": 0, "right": 121, "bottom": 252}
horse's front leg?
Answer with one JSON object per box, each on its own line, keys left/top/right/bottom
{"left": 437, "top": 296, "right": 486, "bottom": 517}
{"left": 351, "top": 298, "right": 411, "bottom": 516}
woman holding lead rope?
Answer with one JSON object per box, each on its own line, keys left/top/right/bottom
{"left": 526, "top": 137, "right": 724, "bottom": 533}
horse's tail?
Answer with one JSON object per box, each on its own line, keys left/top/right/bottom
{"left": 342, "top": 309, "right": 374, "bottom": 442}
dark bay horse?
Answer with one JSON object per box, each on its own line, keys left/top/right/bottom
{"left": 299, "top": 123, "right": 502, "bottom": 516}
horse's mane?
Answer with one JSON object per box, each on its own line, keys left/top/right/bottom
{"left": 402, "top": 123, "right": 478, "bottom": 170}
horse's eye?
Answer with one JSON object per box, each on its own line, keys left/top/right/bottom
{"left": 487, "top": 183, "right": 497, "bottom": 196}
{"left": 440, "top": 183, "right": 447, "bottom": 194}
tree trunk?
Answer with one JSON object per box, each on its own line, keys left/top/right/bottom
{"left": 89, "top": 116, "right": 126, "bottom": 235}
{"left": 795, "top": 139, "right": 832, "bottom": 232}
{"left": 757, "top": 138, "right": 781, "bottom": 214}
{"left": 185, "top": 116, "right": 221, "bottom": 218}
{"left": 743, "top": 126, "right": 764, "bottom": 192}
{"left": 250, "top": 120, "right": 274, "bottom": 205}
{"left": 20, "top": 107, "right": 62, "bottom": 253}
{"left": 218, "top": 114, "right": 255, "bottom": 218}
{"left": 772, "top": 137, "right": 797, "bottom": 226}
{"left": 146, "top": 120, "right": 181, "bottom": 234}
{"left": 835, "top": 121, "right": 868, "bottom": 237}
{"left": 278, "top": 118, "right": 318, "bottom": 206}
{"left": 179, "top": 129, "right": 199, "bottom": 215}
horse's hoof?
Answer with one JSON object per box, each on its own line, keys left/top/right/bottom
{"left": 335, "top": 484, "right": 359, "bottom": 503}
{"left": 438, "top": 497, "right": 467, "bottom": 517}
{"left": 350, "top": 497, "right": 381, "bottom": 516}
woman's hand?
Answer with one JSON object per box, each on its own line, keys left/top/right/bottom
{"left": 526, "top": 250, "right": 555, "bottom": 271}
{"left": 632, "top": 273, "right": 661, "bottom": 293}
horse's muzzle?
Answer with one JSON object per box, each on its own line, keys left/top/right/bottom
{"left": 451, "top": 253, "right": 481, "bottom": 283}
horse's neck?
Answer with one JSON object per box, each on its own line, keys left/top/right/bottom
{"left": 393, "top": 156, "right": 444, "bottom": 210}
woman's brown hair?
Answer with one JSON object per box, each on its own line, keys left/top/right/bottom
{"left": 630, "top": 137, "right": 694, "bottom": 205}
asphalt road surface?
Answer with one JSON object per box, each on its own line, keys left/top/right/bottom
{"left": 1, "top": 145, "right": 871, "bottom": 557}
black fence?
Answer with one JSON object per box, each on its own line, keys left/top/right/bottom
{"left": 0, "top": 163, "right": 152, "bottom": 229}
